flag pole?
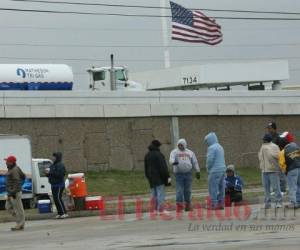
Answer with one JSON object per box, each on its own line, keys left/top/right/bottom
{"left": 160, "top": 0, "right": 171, "bottom": 69}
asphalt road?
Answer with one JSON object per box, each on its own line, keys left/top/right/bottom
{"left": 0, "top": 205, "right": 299, "bottom": 250}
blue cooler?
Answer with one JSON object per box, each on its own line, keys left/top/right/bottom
{"left": 38, "top": 200, "right": 52, "bottom": 214}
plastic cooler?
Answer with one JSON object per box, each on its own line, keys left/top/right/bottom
{"left": 85, "top": 196, "right": 103, "bottom": 210}
{"left": 68, "top": 173, "right": 88, "bottom": 210}
{"left": 68, "top": 173, "right": 88, "bottom": 198}
{"left": 38, "top": 200, "right": 52, "bottom": 214}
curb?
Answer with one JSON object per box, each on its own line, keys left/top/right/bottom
{"left": 0, "top": 195, "right": 263, "bottom": 223}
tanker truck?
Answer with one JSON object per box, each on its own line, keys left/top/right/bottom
{"left": 0, "top": 63, "right": 143, "bottom": 91}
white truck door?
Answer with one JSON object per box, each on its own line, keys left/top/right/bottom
{"left": 115, "top": 69, "right": 127, "bottom": 90}
{"left": 90, "top": 70, "right": 110, "bottom": 91}
{"left": 32, "top": 159, "right": 52, "bottom": 197}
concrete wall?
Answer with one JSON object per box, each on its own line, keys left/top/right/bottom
{"left": 1, "top": 116, "right": 299, "bottom": 172}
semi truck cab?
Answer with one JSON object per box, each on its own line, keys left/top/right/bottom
{"left": 87, "top": 66, "right": 144, "bottom": 91}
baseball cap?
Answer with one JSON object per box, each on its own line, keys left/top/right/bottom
{"left": 151, "top": 140, "right": 162, "bottom": 147}
{"left": 226, "top": 165, "right": 235, "bottom": 172}
{"left": 4, "top": 155, "right": 17, "bottom": 163}
{"left": 266, "top": 122, "right": 277, "bottom": 130}
{"left": 280, "top": 131, "right": 295, "bottom": 143}
{"left": 263, "top": 133, "right": 273, "bottom": 142}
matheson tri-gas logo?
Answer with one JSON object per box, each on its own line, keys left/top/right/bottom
{"left": 16, "top": 67, "right": 49, "bottom": 79}
{"left": 16, "top": 68, "right": 26, "bottom": 79}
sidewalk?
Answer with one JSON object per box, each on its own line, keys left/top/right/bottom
{"left": 0, "top": 187, "right": 276, "bottom": 223}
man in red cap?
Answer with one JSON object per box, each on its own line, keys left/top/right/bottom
{"left": 5, "top": 155, "right": 26, "bottom": 231}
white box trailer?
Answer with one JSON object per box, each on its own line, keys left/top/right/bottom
{"left": 0, "top": 135, "right": 51, "bottom": 209}
{"left": 131, "top": 60, "right": 289, "bottom": 90}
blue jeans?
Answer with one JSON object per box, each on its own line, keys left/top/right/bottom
{"left": 208, "top": 171, "right": 225, "bottom": 208}
{"left": 175, "top": 172, "right": 192, "bottom": 204}
{"left": 287, "top": 168, "right": 300, "bottom": 205}
{"left": 262, "top": 172, "right": 282, "bottom": 206}
{"left": 279, "top": 171, "right": 287, "bottom": 192}
{"left": 151, "top": 185, "right": 165, "bottom": 211}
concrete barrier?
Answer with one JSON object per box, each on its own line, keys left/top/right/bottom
{"left": 0, "top": 90, "right": 299, "bottom": 171}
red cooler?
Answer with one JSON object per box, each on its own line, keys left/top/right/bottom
{"left": 85, "top": 196, "right": 103, "bottom": 210}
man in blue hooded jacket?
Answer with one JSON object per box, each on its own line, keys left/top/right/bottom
{"left": 204, "top": 132, "right": 226, "bottom": 209}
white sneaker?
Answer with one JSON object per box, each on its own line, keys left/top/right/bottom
{"left": 159, "top": 210, "right": 171, "bottom": 217}
{"left": 270, "top": 192, "right": 275, "bottom": 196}
{"left": 276, "top": 203, "right": 283, "bottom": 208}
{"left": 60, "top": 214, "right": 69, "bottom": 219}
{"left": 55, "top": 215, "right": 62, "bottom": 219}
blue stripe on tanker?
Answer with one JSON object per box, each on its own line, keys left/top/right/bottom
{"left": 0, "top": 82, "right": 73, "bottom": 90}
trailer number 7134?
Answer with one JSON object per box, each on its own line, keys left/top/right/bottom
{"left": 183, "top": 77, "right": 198, "bottom": 85}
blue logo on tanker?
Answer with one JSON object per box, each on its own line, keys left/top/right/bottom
{"left": 16, "top": 67, "right": 49, "bottom": 79}
{"left": 16, "top": 68, "right": 26, "bottom": 78}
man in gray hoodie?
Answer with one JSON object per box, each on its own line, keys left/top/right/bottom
{"left": 169, "top": 139, "right": 200, "bottom": 212}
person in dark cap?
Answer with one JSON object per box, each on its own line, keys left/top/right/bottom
{"left": 46, "top": 152, "right": 68, "bottom": 219}
{"left": 279, "top": 136, "right": 300, "bottom": 209}
{"left": 225, "top": 165, "right": 244, "bottom": 207}
{"left": 266, "top": 122, "right": 280, "bottom": 146}
{"left": 144, "top": 140, "right": 171, "bottom": 214}
{"left": 266, "top": 122, "right": 287, "bottom": 194}
{"left": 258, "top": 134, "right": 282, "bottom": 209}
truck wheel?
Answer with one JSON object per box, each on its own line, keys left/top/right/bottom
{"left": 0, "top": 200, "right": 6, "bottom": 210}
{"left": 22, "top": 199, "right": 36, "bottom": 209}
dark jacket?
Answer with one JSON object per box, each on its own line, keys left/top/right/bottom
{"left": 47, "top": 152, "right": 66, "bottom": 187}
{"left": 144, "top": 145, "right": 170, "bottom": 188}
{"left": 225, "top": 175, "right": 243, "bottom": 192}
{"left": 271, "top": 132, "right": 280, "bottom": 146}
{"left": 6, "top": 165, "right": 26, "bottom": 196}
{"left": 284, "top": 142, "right": 300, "bottom": 173}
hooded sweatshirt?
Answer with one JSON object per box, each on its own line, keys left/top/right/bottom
{"left": 144, "top": 144, "right": 170, "bottom": 188}
{"left": 169, "top": 139, "right": 200, "bottom": 174}
{"left": 47, "top": 152, "right": 66, "bottom": 187}
{"left": 204, "top": 132, "right": 226, "bottom": 174}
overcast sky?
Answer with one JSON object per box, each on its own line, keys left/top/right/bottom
{"left": 1, "top": 0, "right": 300, "bottom": 89}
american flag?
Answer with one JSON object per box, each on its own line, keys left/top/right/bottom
{"left": 170, "top": 1, "right": 223, "bottom": 45}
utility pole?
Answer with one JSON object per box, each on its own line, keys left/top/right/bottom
{"left": 160, "top": 0, "right": 171, "bottom": 69}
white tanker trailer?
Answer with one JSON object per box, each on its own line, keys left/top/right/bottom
{"left": 0, "top": 64, "right": 74, "bottom": 90}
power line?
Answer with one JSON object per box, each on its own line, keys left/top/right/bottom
{"left": 1, "top": 42, "right": 300, "bottom": 48}
{"left": 1, "top": 56, "right": 300, "bottom": 62}
{"left": 12, "top": 0, "right": 300, "bottom": 15}
{"left": 2, "top": 7, "right": 300, "bottom": 20}
{"left": 1, "top": 25, "right": 300, "bottom": 32}
{"left": 0, "top": 25, "right": 160, "bottom": 31}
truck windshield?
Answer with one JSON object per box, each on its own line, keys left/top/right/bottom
{"left": 115, "top": 70, "right": 126, "bottom": 81}
{"left": 38, "top": 161, "right": 52, "bottom": 177}
{"left": 93, "top": 71, "right": 105, "bottom": 81}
